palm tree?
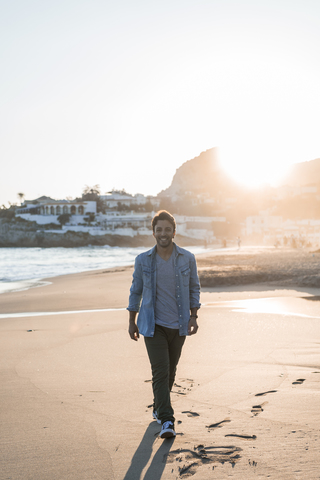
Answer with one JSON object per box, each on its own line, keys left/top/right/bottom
{"left": 17, "top": 192, "right": 25, "bottom": 205}
{"left": 82, "top": 185, "right": 101, "bottom": 197}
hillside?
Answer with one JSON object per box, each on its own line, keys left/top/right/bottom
{"left": 159, "top": 148, "right": 242, "bottom": 197}
{"left": 285, "top": 158, "right": 320, "bottom": 187}
{"left": 157, "top": 148, "right": 320, "bottom": 221}
{"left": 160, "top": 148, "right": 320, "bottom": 198}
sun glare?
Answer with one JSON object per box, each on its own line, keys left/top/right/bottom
{"left": 219, "top": 143, "right": 291, "bottom": 189}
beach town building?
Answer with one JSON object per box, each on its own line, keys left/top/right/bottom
{"left": 42, "top": 212, "right": 226, "bottom": 241}
{"left": 244, "top": 214, "right": 320, "bottom": 246}
{"left": 272, "top": 184, "right": 318, "bottom": 201}
{"left": 16, "top": 197, "right": 97, "bottom": 225}
{"left": 58, "top": 212, "right": 153, "bottom": 237}
{"left": 15, "top": 196, "right": 227, "bottom": 241}
{"left": 175, "top": 215, "right": 226, "bottom": 242}
{"left": 15, "top": 197, "right": 154, "bottom": 236}
{"left": 100, "top": 191, "right": 160, "bottom": 209}
{"left": 100, "top": 192, "right": 146, "bottom": 208}
{"left": 245, "top": 215, "right": 283, "bottom": 236}
{"left": 14, "top": 194, "right": 320, "bottom": 247}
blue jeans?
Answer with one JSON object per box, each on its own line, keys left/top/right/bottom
{"left": 144, "top": 324, "right": 185, "bottom": 424}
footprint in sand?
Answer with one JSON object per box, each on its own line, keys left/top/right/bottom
{"left": 225, "top": 434, "right": 257, "bottom": 440}
{"left": 172, "top": 378, "right": 195, "bottom": 396}
{"left": 166, "top": 444, "right": 242, "bottom": 477}
{"left": 292, "top": 378, "right": 305, "bottom": 385}
{"left": 182, "top": 411, "right": 200, "bottom": 417}
{"left": 255, "top": 390, "right": 277, "bottom": 397}
{"left": 251, "top": 403, "right": 266, "bottom": 416}
{"left": 206, "top": 418, "right": 231, "bottom": 430}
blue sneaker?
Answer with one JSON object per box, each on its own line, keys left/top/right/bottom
{"left": 159, "top": 421, "right": 176, "bottom": 439}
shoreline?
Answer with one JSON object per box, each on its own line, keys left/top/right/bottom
{"left": 1, "top": 244, "right": 319, "bottom": 297}
{"left": 0, "top": 278, "right": 52, "bottom": 295}
{"left": 0, "top": 243, "right": 219, "bottom": 295}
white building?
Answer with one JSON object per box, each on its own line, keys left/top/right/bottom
{"left": 244, "top": 214, "right": 320, "bottom": 246}
{"left": 191, "top": 193, "right": 216, "bottom": 206}
{"left": 245, "top": 215, "right": 283, "bottom": 236}
{"left": 282, "top": 219, "right": 320, "bottom": 244}
{"left": 98, "top": 211, "right": 153, "bottom": 230}
{"left": 274, "top": 184, "right": 318, "bottom": 200}
{"left": 16, "top": 200, "right": 97, "bottom": 225}
{"left": 100, "top": 192, "right": 148, "bottom": 208}
{"left": 175, "top": 214, "right": 226, "bottom": 241}
{"left": 39, "top": 200, "right": 96, "bottom": 216}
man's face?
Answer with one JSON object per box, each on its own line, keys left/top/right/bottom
{"left": 153, "top": 219, "right": 175, "bottom": 248}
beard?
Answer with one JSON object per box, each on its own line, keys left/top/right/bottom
{"left": 156, "top": 236, "right": 173, "bottom": 248}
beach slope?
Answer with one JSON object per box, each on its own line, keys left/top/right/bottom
{"left": 1, "top": 247, "right": 319, "bottom": 479}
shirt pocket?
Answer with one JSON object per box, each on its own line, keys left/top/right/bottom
{"left": 142, "top": 266, "right": 152, "bottom": 289}
{"left": 181, "top": 267, "right": 190, "bottom": 286}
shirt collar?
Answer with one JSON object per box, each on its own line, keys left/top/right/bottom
{"left": 147, "top": 242, "right": 184, "bottom": 257}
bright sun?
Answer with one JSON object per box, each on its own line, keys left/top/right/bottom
{"left": 219, "top": 143, "right": 291, "bottom": 189}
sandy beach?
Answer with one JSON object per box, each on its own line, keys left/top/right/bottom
{"left": 1, "top": 246, "right": 320, "bottom": 479}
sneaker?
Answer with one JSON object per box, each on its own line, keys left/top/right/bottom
{"left": 159, "top": 421, "right": 176, "bottom": 439}
{"left": 152, "top": 410, "right": 161, "bottom": 424}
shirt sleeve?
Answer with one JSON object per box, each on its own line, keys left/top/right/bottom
{"left": 127, "top": 255, "right": 143, "bottom": 312}
{"left": 189, "top": 254, "right": 201, "bottom": 309}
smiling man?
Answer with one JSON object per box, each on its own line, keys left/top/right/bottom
{"left": 127, "top": 210, "right": 201, "bottom": 439}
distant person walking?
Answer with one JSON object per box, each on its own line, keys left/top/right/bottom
{"left": 127, "top": 210, "right": 201, "bottom": 439}
{"left": 237, "top": 236, "right": 241, "bottom": 250}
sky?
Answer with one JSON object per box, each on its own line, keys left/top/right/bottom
{"left": 1, "top": 0, "right": 320, "bottom": 206}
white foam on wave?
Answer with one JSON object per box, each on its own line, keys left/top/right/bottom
{"left": 0, "top": 245, "right": 212, "bottom": 294}
{"left": 0, "top": 279, "right": 52, "bottom": 294}
{"left": 0, "top": 307, "right": 126, "bottom": 319}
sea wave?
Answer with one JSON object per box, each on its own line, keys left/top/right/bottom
{"left": 0, "top": 245, "right": 211, "bottom": 293}
{"left": 0, "top": 246, "right": 147, "bottom": 283}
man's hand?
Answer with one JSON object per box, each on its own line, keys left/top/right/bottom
{"left": 188, "top": 316, "right": 199, "bottom": 335}
{"left": 129, "top": 322, "right": 140, "bottom": 341}
{"left": 128, "top": 311, "right": 139, "bottom": 341}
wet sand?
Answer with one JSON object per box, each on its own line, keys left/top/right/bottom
{"left": 1, "top": 247, "right": 320, "bottom": 479}
{"left": 197, "top": 245, "right": 320, "bottom": 288}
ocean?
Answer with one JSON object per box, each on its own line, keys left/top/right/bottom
{"left": 0, "top": 245, "right": 209, "bottom": 294}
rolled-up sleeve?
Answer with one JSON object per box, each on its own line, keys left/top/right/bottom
{"left": 127, "top": 256, "right": 143, "bottom": 312}
{"left": 189, "top": 255, "right": 201, "bottom": 309}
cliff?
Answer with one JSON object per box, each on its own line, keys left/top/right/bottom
{"left": 285, "top": 157, "right": 320, "bottom": 186}
{"left": 159, "top": 149, "right": 320, "bottom": 198}
{"left": 158, "top": 147, "right": 241, "bottom": 197}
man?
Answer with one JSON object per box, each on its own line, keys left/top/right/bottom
{"left": 127, "top": 210, "right": 201, "bottom": 439}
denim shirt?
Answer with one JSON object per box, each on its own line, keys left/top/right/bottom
{"left": 127, "top": 243, "right": 201, "bottom": 337}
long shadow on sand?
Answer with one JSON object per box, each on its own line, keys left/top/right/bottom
{"left": 123, "top": 423, "right": 175, "bottom": 480}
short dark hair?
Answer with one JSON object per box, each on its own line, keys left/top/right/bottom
{"left": 152, "top": 210, "right": 176, "bottom": 232}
